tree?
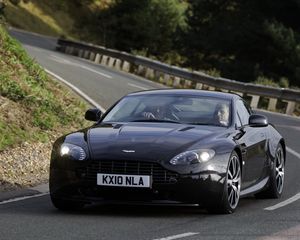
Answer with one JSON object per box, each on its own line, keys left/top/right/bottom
{"left": 98, "top": 0, "right": 187, "bottom": 56}
{"left": 183, "top": 0, "right": 300, "bottom": 86}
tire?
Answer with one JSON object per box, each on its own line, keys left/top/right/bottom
{"left": 51, "top": 195, "right": 84, "bottom": 211}
{"left": 255, "top": 144, "right": 285, "bottom": 199}
{"left": 207, "top": 151, "right": 241, "bottom": 214}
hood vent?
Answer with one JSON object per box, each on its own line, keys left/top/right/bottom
{"left": 178, "top": 126, "right": 194, "bottom": 132}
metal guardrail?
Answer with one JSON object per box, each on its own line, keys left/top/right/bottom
{"left": 57, "top": 38, "right": 300, "bottom": 115}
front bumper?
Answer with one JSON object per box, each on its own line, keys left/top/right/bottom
{"left": 50, "top": 168, "right": 226, "bottom": 205}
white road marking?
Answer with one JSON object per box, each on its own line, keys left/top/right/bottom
{"left": 48, "top": 54, "right": 112, "bottom": 79}
{"left": 80, "top": 65, "right": 112, "bottom": 79}
{"left": 127, "top": 83, "right": 149, "bottom": 90}
{"left": 45, "top": 69, "right": 107, "bottom": 113}
{"left": 49, "top": 54, "right": 73, "bottom": 65}
{"left": 287, "top": 147, "right": 300, "bottom": 159}
{"left": 264, "top": 193, "right": 300, "bottom": 211}
{"left": 0, "top": 193, "right": 49, "bottom": 205}
{"left": 152, "top": 232, "right": 199, "bottom": 240}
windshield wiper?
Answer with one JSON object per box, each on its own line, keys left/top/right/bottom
{"left": 131, "top": 119, "right": 181, "bottom": 124}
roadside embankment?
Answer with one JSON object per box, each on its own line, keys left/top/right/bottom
{"left": 0, "top": 24, "right": 89, "bottom": 191}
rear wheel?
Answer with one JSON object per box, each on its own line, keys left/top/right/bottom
{"left": 207, "top": 151, "right": 241, "bottom": 214}
{"left": 255, "top": 144, "right": 285, "bottom": 199}
{"left": 51, "top": 195, "right": 85, "bottom": 211}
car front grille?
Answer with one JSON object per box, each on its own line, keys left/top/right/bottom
{"left": 78, "top": 160, "right": 178, "bottom": 184}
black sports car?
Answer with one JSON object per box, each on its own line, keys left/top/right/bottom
{"left": 50, "top": 89, "right": 285, "bottom": 213}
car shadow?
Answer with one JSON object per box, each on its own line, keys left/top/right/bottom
{"left": 49, "top": 197, "right": 264, "bottom": 218}
{"left": 50, "top": 202, "right": 209, "bottom": 218}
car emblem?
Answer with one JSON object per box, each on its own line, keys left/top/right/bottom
{"left": 122, "top": 150, "right": 135, "bottom": 153}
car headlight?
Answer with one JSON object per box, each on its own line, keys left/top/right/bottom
{"left": 60, "top": 143, "right": 87, "bottom": 161}
{"left": 170, "top": 149, "right": 215, "bottom": 165}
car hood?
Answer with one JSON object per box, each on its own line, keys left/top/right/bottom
{"left": 88, "top": 122, "right": 220, "bottom": 161}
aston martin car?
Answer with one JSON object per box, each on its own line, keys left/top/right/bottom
{"left": 49, "top": 89, "right": 285, "bottom": 214}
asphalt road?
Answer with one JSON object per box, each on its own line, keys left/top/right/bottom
{"left": 1, "top": 29, "right": 300, "bottom": 240}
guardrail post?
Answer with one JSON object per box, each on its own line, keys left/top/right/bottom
{"left": 66, "top": 46, "right": 74, "bottom": 55}
{"left": 108, "top": 57, "right": 115, "bottom": 67}
{"left": 283, "top": 101, "right": 296, "bottom": 115}
{"left": 101, "top": 55, "right": 108, "bottom": 65}
{"left": 208, "top": 86, "right": 216, "bottom": 91}
{"left": 137, "top": 65, "right": 146, "bottom": 76}
{"left": 220, "top": 89, "right": 229, "bottom": 93}
{"left": 248, "top": 95, "right": 260, "bottom": 109}
{"left": 195, "top": 83, "right": 203, "bottom": 89}
{"left": 72, "top": 48, "right": 79, "bottom": 56}
{"left": 89, "top": 52, "right": 96, "bottom": 61}
{"left": 78, "top": 49, "right": 84, "bottom": 58}
{"left": 184, "top": 80, "right": 192, "bottom": 89}
{"left": 115, "top": 59, "right": 121, "bottom": 70}
{"left": 95, "top": 53, "right": 101, "bottom": 64}
{"left": 122, "top": 61, "right": 130, "bottom": 72}
{"left": 173, "top": 77, "right": 181, "bottom": 87}
{"left": 154, "top": 71, "right": 161, "bottom": 82}
{"left": 83, "top": 50, "right": 90, "bottom": 59}
{"left": 267, "top": 98, "right": 278, "bottom": 111}
{"left": 145, "top": 68, "right": 154, "bottom": 79}
{"left": 162, "top": 74, "right": 170, "bottom": 85}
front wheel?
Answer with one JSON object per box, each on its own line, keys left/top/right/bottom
{"left": 207, "top": 151, "right": 241, "bottom": 214}
{"left": 255, "top": 144, "right": 285, "bottom": 199}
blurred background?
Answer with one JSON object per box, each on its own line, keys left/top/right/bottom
{"left": 2, "top": 0, "right": 300, "bottom": 89}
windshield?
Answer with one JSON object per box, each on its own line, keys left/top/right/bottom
{"left": 102, "top": 95, "right": 231, "bottom": 127}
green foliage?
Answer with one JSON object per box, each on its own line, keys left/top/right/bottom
{"left": 255, "top": 76, "right": 290, "bottom": 88}
{"left": 92, "top": 0, "right": 300, "bottom": 87}
{"left": 255, "top": 76, "right": 280, "bottom": 88}
{"left": 0, "top": 120, "right": 27, "bottom": 150}
{"left": 201, "top": 68, "right": 221, "bottom": 78}
{"left": 0, "top": 74, "right": 27, "bottom": 101}
{"left": 279, "top": 77, "right": 290, "bottom": 88}
{"left": 182, "top": 0, "right": 300, "bottom": 87}
{"left": 0, "top": 24, "right": 88, "bottom": 150}
{"left": 98, "top": 0, "right": 188, "bottom": 56}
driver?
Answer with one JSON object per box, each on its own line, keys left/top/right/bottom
{"left": 214, "top": 103, "right": 230, "bottom": 126}
{"left": 142, "top": 105, "right": 166, "bottom": 120}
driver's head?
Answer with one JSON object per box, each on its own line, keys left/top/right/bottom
{"left": 215, "top": 103, "right": 229, "bottom": 126}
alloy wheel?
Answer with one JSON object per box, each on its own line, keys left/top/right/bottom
{"left": 227, "top": 155, "right": 241, "bottom": 209}
{"left": 275, "top": 147, "right": 285, "bottom": 194}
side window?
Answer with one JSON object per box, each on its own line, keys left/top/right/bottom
{"left": 236, "top": 100, "right": 250, "bottom": 126}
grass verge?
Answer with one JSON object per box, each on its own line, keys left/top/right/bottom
{"left": 0, "top": 23, "right": 89, "bottom": 150}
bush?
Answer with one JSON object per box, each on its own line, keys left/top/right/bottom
{"left": 255, "top": 76, "right": 279, "bottom": 87}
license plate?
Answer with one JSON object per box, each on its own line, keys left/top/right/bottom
{"left": 97, "top": 173, "right": 151, "bottom": 188}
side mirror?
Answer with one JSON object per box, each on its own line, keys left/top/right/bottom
{"left": 85, "top": 108, "right": 102, "bottom": 121}
{"left": 249, "top": 114, "right": 268, "bottom": 127}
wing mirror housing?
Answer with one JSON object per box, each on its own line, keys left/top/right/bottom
{"left": 85, "top": 108, "right": 102, "bottom": 121}
{"left": 249, "top": 114, "right": 268, "bottom": 127}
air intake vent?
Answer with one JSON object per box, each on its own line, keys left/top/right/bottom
{"left": 78, "top": 160, "right": 178, "bottom": 184}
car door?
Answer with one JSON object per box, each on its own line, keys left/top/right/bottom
{"left": 234, "top": 100, "right": 268, "bottom": 189}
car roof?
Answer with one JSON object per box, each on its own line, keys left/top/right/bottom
{"left": 128, "top": 89, "right": 240, "bottom": 100}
